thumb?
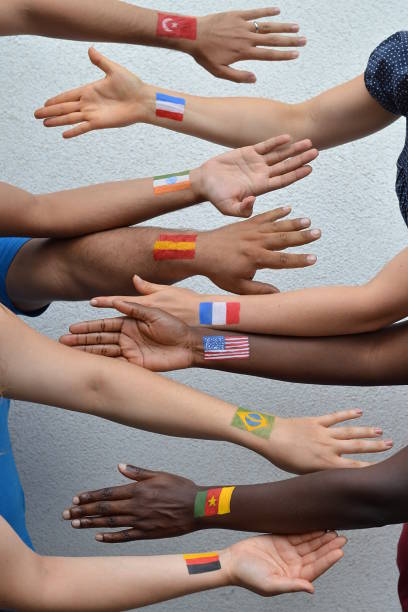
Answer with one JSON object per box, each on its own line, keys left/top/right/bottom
{"left": 232, "top": 278, "right": 280, "bottom": 295}
{"left": 118, "top": 464, "right": 158, "bottom": 482}
{"left": 269, "top": 577, "right": 314, "bottom": 595}
{"left": 239, "top": 196, "right": 255, "bottom": 218}
{"left": 132, "top": 274, "right": 165, "bottom": 296}
{"left": 214, "top": 64, "right": 256, "bottom": 84}
{"left": 88, "top": 47, "right": 115, "bottom": 76}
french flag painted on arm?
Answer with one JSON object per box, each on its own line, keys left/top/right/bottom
{"left": 156, "top": 93, "right": 186, "bottom": 122}
{"left": 199, "top": 302, "right": 240, "bottom": 325}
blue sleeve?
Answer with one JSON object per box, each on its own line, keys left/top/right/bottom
{"left": 364, "top": 31, "right": 408, "bottom": 116}
{"left": 0, "top": 237, "right": 49, "bottom": 317}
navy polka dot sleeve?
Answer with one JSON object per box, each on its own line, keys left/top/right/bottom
{"left": 365, "top": 31, "right": 408, "bottom": 116}
{"left": 365, "top": 31, "right": 408, "bottom": 226}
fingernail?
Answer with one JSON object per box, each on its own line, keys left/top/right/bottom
{"left": 385, "top": 440, "right": 393, "bottom": 447}
{"left": 375, "top": 428, "right": 383, "bottom": 436}
{"left": 62, "top": 510, "right": 71, "bottom": 520}
{"left": 72, "top": 496, "right": 80, "bottom": 505}
{"left": 300, "top": 218, "right": 310, "bottom": 227}
{"left": 354, "top": 409, "right": 363, "bottom": 416}
{"left": 118, "top": 463, "right": 127, "bottom": 470}
{"left": 247, "top": 74, "right": 256, "bottom": 83}
{"left": 282, "top": 206, "right": 291, "bottom": 212}
{"left": 95, "top": 534, "right": 104, "bottom": 542}
{"left": 306, "top": 255, "right": 317, "bottom": 264}
{"left": 291, "top": 51, "right": 299, "bottom": 58}
{"left": 310, "top": 229, "right": 321, "bottom": 237}
{"left": 298, "top": 36, "right": 307, "bottom": 45}
{"left": 90, "top": 298, "right": 98, "bottom": 305}
{"left": 72, "top": 519, "right": 81, "bottom": 528}
{"left": 290, "top": 24, "right": 299, "bottom": 31}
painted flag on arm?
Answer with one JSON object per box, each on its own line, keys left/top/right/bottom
{"left": 199, "top": 302, "right": 240, "bottom": 325}
{"left": 203, "top": 336, "right": 249, "bottom": 360}
{"left": 156, "top": 92, "right": 186, "bottom": 122}
{"left": 194, "top": 486, "right": 235, "bottom": 518}
{"left": 153, "top": 170, "right": 190, "bottom": 195}
{"left": 153, "top": 233, "right": 197, "bottom": 260}
{"left": 157, "top": 13, "right": 197, "bottom": 40}
{"left": 183, "top": 552, "right": 221, "bottom": 575}
{"left": 231, "top": 408, "right": 275, "bottom": 439}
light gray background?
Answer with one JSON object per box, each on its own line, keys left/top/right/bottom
{"left": 1, "top": 1, "right": 408, "bottom": 610}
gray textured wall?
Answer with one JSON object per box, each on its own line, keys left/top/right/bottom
{"left": 2, "top": 1, "right": 408, "bottom": 610}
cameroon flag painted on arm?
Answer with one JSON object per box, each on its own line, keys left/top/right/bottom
{"left": 194, "top": 486, "right": 235, "bottom": 518}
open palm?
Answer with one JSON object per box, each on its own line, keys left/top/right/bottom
{"left": 35, "top": 48, "right": 147, "bottom": 138}
{"left": 61, "top": 301, "right": 194, "bottom": 371}
{"left": 230, "top": 532, "right": 346, "bottom": 596}
{"left": 201, "top": 136, "right": 318, "bottom": 217}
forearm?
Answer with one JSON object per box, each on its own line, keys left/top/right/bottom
{"left": 0, "top": 173, "right": 202, "bottom": 239}
{"left": 0, "top": 520, "right": 227, "bottom": 612}
{"left": 139, "top": 74, "right": 397, "bottom": 150}
{"left": 192, "top": 321, "right": 408, "bottom": 385}
{"left": 3, "top": 0, "right": 170, "bottom": 48}
{"left": 200, "top": 446, "right": 408, "bottom": 534}
{"left": 7, "top": 227, "right": 219, "bottom": 308}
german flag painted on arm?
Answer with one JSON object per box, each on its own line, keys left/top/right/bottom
{"left": 183, "top": 552, "right": 221, "bottom": 575}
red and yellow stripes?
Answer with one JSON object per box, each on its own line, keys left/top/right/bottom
{"left": 183, "top": 552, "right": 221, "bottom": 574}
{"left": 153, "top": 233, "right": 197, "bottom": 260}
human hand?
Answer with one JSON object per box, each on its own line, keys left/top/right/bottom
{"left": 34, "top": 48, "right": 148, "bottom": 139}
{"left": 195, "top": 135, "right": 318, "bottom": 217}
{"left": 264, "top": 409, "right": 392, "bottom": 474}
{"left": 193, "top": 8, "right": 306, "bottom": 83}
{"left": 224, "top": 531, "right": 346, "bottom": 595}
{"left": 62, "top": 464, "right": 197, "bottom": 543}
{"left": 60, "top": 301, "right": 195, "bottom": 372}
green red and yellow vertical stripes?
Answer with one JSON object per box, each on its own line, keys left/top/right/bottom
{"left": 194, "top": 486, "right": 235, "bottom": 518}
{"left": 183, "top": 552, "right": 221, "bottom": 574}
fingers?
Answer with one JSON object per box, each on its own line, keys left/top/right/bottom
{"left": 71, "top": 515, "right": 135, "bottom": 530}
{"left": 232, "top": 278, "right": 279, "bottom": 295}
{"left": 259, "top": 251, "right": 317, "bottom": 269}
{"left": 250, "top": 21, "right": 299, "bottom": 35}
{"left": 68, "top": 317, "right": 124, "bottom": 336}
{"left": 251, "top": 206, "right": 292, "bottom": 224}
{"left": 96, "top": 528, "right": 141, "bottom": 543}
{"left": 331, "top": 426, "right": 384, "bottom": 440}
{"left": 268, "top": 149, "right": 319, "bottom": 177}
{"left": 251, "top": 34, "right": 307, "bottom": 47}
{"left": 88, "top": 47, "right": 115, "bottom": 76}
{"left": 213, "top": 64, "right": 256, "bottom": 84}
{"left": 263, "top": 228, "right": 321, "bottom": 251}
{"left": 132, "top": 274, "right": 165, "bottom": 296}
{"left": 62, "top": 332, "right": 121, "bottom": 348}
{"left": 287, "top": 531, "right": 326, "bottom": 546}
{"left": 269, "top": 165, "right": 313, "bottom": 190}
{"left": 43, "top": 85, "right": 85, "bottom": 107}
{"left": 112, "top": 300, "right": 162, "bottom": 322}
{"left": 317, "top": 409, "right": 364, "bottom": 427}
{"left": 42, "top": 112, "right": 85, "bottom": 128}
{"left": 302, "top": 541, "right": 346, "bottom": 581}
{"left": 259, "top": 215, "right": 311, "bottom": 233}
{"left": 34, "top": 101, "right": 82, "bottom": 119}
{"left": 70, "top": 344, "right": 122, "bottom": 357}
{"left": 338, "top": 438, "right": 393, "bottom": 455}
{"left": 296, "top": 531, "right": 338, "bottom": 557}
{"left": 247, "top": 47, "right": 300, "bottom": 61}
{"left": 63, "top": 123, "right": 92, "bottom": 139}
{"left": 117, "top": 463, "right": 158, "bottom": 482}
{"left": 254, "top": 134, "right": 292, "bottom": 155}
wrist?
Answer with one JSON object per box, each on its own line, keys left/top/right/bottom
{"left": 137, "top": 82, "right": 156, "bottom": 124}
{"left": 190, "top": 327, "right": 206, "bottom": 366}
{"left": 218, "top": 548, "right": 235, "bottom": 587}
{"left": 189, "top": 166, "right": 205, "bottom": 203}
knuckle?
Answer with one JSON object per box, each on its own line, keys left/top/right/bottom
{"left": 100, "top": 488, "right": 113, "bottom": 500}
{"left": 279, "top": 253, "right": 289, "bottom": 265}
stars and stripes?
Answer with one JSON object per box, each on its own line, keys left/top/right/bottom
{"left": 202, "top": 335, "right": 249, "bottom": 360}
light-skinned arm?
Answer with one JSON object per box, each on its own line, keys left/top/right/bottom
{"left": 0, "top": 3, "right": 305, "bottom": 82}
{"left": 0, "top": 304, "right": 389, "bottom": 474}
{"left": 0, "top": 517, "right": 347, "bottom": 609}
{"left": 35, "top": 49, "right": 398, "bottom": 147}
{"left": 60, "top": 300, "right": 408, "bottom": 386}
{"left": 0, "top": 136, "right": 317, "bottom": 237}
{"left": 89, "top": 247, "right": 408, "bottom": 336}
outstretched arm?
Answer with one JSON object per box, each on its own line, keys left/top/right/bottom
{"left": 6, "top": 208, "right": 321, "bottom": 312}
{"left": 89, "top": 247, "right": 408, "bottom": 336}
{"left": 0, "top": 3, "right": 305, "bottom": 82}
{"left": 35, "top": 49, "right": 398, "bottom": 147}
{"left": 0, "top": 517, "right": 346, "bottom": 610}
{"left": 63, "top": 447, "right": 408, "bottom": 543}
{"left": 0, "top": 304, "right": 388, "bottom": 475}
{"left": 0, "top": 136, "right": 317, "bottom": 238}
{"left": 61, "top": 300, "right": 408, "bottom": 386}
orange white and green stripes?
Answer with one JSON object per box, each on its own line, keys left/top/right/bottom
{"left": 153, "top": 170, "right": 191, "bottom": 195}
{"left": 194, "top": 486, "right": 235, "bottom": 518}
{"left": 183, "top": 552, "right": 221, "bottom": 575}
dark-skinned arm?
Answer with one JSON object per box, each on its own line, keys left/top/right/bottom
{"left": 63, "top": 447, "right": 407, "bottom": 543}
{"left": 6, "top": 209, "right": 320, "bottom": 312}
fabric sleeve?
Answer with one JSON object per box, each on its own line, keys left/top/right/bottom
{"left": 0, "top": 238, "right": 49, "bottom": 317}
{"left": 364, "top": 31, "right": 408, "bottom": 116}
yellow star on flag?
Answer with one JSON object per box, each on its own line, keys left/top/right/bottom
{"left": 209, "top": 496, "right": 217, "bottom": 507}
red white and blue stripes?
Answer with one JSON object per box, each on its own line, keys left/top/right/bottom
{"left": 156, "top": 92, "right": 186, "bottom": 122}
{"left": 203, "top": 336, "right": 249, "bottom": 360}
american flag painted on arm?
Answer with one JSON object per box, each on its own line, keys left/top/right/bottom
{"left": 203, "top": 336, "right": 249, "bottom": 360}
